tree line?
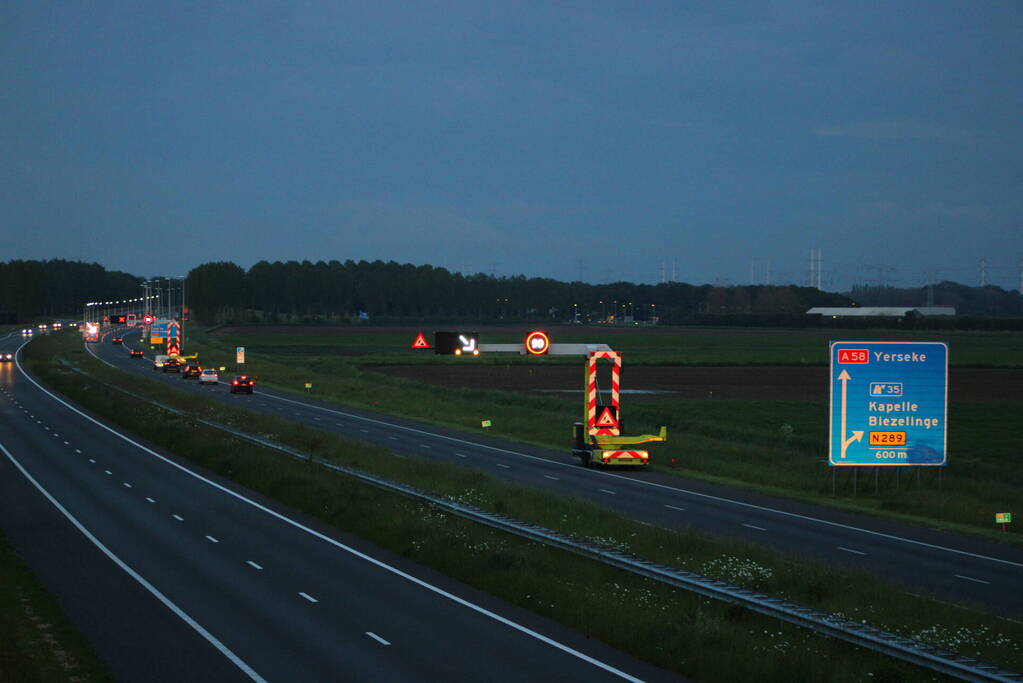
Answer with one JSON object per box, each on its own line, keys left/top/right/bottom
{"left": 5, "top": 258, "right": 1018, "bottom": 326}
{"left": 0, "top": 259, "right": 143, "bottom": 322}
{"left": 185, "top": 259, "right": 853, "bottom": 325}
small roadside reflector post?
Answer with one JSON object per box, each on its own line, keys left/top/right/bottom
{"left": 481, "top": 419, "right": 492, "bottom": 429}
{"left": 996, "top": 512, "right": 1012, "bottom": 532}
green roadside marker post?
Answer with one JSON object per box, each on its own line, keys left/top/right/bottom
{"left": 481, "top": 419, "right": 492, "bottom": 429}
{"left": 996, "top": 512, "right": 1012, "bottom": 532}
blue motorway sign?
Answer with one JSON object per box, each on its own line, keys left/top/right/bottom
{"left": 829, "top": 342, "right": 948, "bottom": 466}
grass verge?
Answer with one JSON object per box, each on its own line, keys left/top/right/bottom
{"left": 27, "top": 331, "right": 1023, "bottom": 680}
{"left": 0, "top": 531, "right": 112, "bottom": 683}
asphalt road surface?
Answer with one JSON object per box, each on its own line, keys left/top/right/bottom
{"left": 81, "top": 327, "right": 1023, "bottom": 620}
{"left": 0, "top": 330, "right": 681, "bottom": 683}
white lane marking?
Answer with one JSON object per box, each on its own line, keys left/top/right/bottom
{"left": 419, "top": 444, "right": 430, "bottom": 449}
{"left": 75, "top": 449, "right": 81, "bottom": 454}
{"left": 360, "top": 429, "right": 369, "bottom": 433}
{"left": 104, "top": 470, "right": 112, "bottom": 475}
{"left": 172, "top": 514, "right": 184, "bottom": 521}
{"left": 598, "top": 488, "right": 617, "bottom": 495}
{"left": 247, "top": 561, "right": 263, "bottom": 570}
{"left": 313, "top": 417, "right": 321, "bottom": 421}
{"left": 743, "top": 523, "right": 767, "bottom": 531}
{"left": 53, "top": 432, "right": 59, "bottom": 436}
{"left": 388, "top": 436, "right": 398, "bottom": 441}
{"left": 63, "top": 441, "right": 69, "bottom": 445}
{"left": 366, "top": 632, "right": 390, "bottom": 646}
{"left": 299, "top": 592, "right": 318, "bottom": 603}
{"left": 123, "top": 482, "right": 132, "bottom": 488}
{"left": 0, "top": 440, "right": 266, "bottom": 683}
{"left": 8, "top": 356, "right": 660, "bottom": 683}
{"left": 335, "top": 422, "right": 344, "bottom": 427}
{"left": 955, "top": 574, "right": 991, "bottom": 585}
{"left": 497, "top": 463, "right": 510, "bottom": 469}
{"left": 83, "top": 339, "right": 117, "bottom": 369}
{"left": 456, "top": 453, "right": 468, "bottom": 458}
{"left": 664, "top": 504, "right": 686, "bottom": 512}
{"left": 837, "top": 546, "right": 866, "bottom": 556}
{"left": 251, "top": 386, "right": 1023, "bottom": 571}
{"left": 43, "top": 425, "right": 48, "bottom": 430}
{"left": 88, "top": 459, "right": 96, "bottom": 464}
{"left": 293, "top": 412, "right": 301, "bottom": 416}
{"left": 544, "top": 475, "right": 559, "bottom": 481}
{"left": 206, "top": 535, "right": 219, "bottom": 544}
{"left": 146, "top": 497, "right": 156, "bottom": 503}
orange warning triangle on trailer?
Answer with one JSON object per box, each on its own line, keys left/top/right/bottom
{"left": 595, "top": 406, "right": 618, "bottom": 428}
{"left": 411, "top": 332, "right": 431, "bottom": 349}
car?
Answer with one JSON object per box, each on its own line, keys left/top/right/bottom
{"left": 162, "top": 358, "right": 181, "bottom": 373}
{"left": 181, "top": 363, "right": 202, "bottom": 379}
{"left": 0, "top": 352, "right": 13, "bottom": 362}
{"left": 21, "top": 328, "right": 32, "bottom": 335}
{"left": 199, "top": 368, "right": 219, "bottom": 385}
{"left": 229, "top": 375, "right": 255, "bottom": 394}
{"left": 130, "top": 349, "right": 144, "bottom": 358}
{"left": 111, "top": 337, "right": 123, "bottom": 344}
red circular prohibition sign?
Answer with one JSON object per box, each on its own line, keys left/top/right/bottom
{"left": 525, "top": 330, "right": 550, "bottom": 355}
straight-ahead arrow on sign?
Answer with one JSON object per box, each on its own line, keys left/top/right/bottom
{"left": 837, "top": 370, "right": 863, "bottom": 458}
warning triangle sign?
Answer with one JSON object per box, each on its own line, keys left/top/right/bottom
{"left": 411, "top": 332, "right": 431, "bottom": 349}
{"left": 595, "top": 406, "right": 618, "bottom": 428}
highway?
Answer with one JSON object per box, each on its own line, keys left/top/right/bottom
{"left": 87, "top": 327, "right": 1023, "bottom": 620}
{"left": 0, "top": 330, "right": 680, "bottom": 683}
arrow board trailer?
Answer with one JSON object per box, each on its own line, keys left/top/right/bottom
{"left": 828, "top": 341, "right": 948, "bottom": 466}
{"left": 572, "top": 350, "right": 667, "bottom": 468}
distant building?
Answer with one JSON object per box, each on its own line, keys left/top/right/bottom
{"left": 806, "top": 306, "right": 956, "bottom": 318}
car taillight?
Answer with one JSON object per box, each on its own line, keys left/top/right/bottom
{"left": 232, "top": 380, "right": 238, "bottom": 385}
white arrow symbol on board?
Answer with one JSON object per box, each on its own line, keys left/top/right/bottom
{"left": 838, "top": 369, "right": 864, "bottom": 458}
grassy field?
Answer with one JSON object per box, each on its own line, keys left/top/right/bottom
{"left": 179, "top": 325, "right": 1023, "bottom": 545}
{"left": 25, "top": 330, "right": 1023, "bottom": 680}
{"left": 208, "top": 325, "right": 1023, "bottom": 366}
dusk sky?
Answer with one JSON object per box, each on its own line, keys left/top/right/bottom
{"left": 3, "top": 2, "right": 1021, "bottom": 291}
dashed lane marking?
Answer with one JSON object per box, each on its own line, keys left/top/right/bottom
{"left": 366, "top": 632, "right": 391, "bottom": 646}
{"left": 598, "top": 489, "right": 616, "bottom": 495}
{"left": 206, "top": 536, "right": 219, "bottom": 544}
{"left": 664, "top": 504, "right": 686, "bottom": 512}
{"left": 247, "top": 561, "right": 263, "bottom": 570}
{"left": 837, "top": 546, "right": 866, "bottom": 556}
{"left": 299, "top": 592, "right": 318, "bottom": 603}
{"left": 955, "top": 574, "right": 991, "bottom": 585}
{"left": 743, "top": 523, "right": 767, "bottom": 531}
{"left": 172, "top": 514, "right": 184, "bottom": 521}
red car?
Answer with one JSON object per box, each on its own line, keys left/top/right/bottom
{"left": 111, "top": 337, "right": 123, "bottom": 344}
{"left": 130, "top": 349, "right": 144, "bottom": 358}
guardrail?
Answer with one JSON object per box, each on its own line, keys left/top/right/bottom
{"left": 60, "top": 360, "right": 1023, "bottom": 682}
